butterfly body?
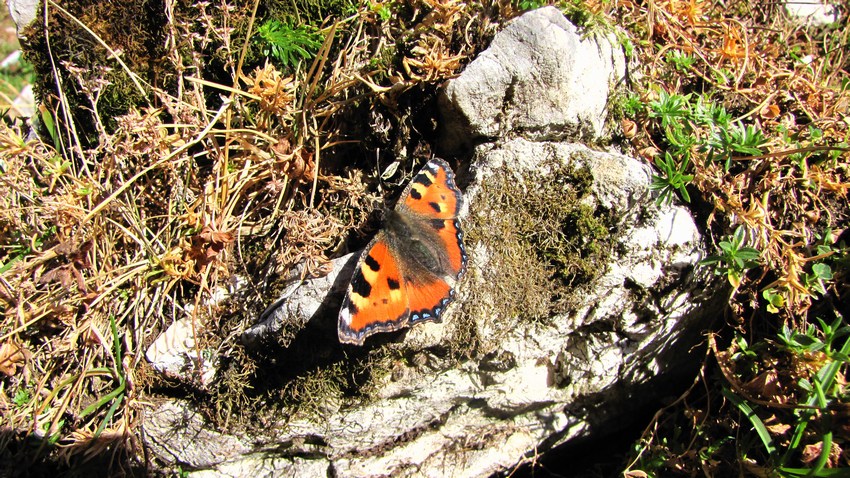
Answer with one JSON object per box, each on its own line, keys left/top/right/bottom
{"left": 338, "top": 159, "right": 467, "bottom": 345}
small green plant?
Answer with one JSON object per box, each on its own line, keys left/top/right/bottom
{"left": 762, "top": 288, "right": 786, "bottom": 313}
{"left": 371, "top": 1, "right": 392, "bottom": 21}
{"left": 650, "top": 152, "right": 694, "bottom": 206}
{"left": 700, "top": 226, "right": 762, "bottom": 288}
{"left": 256, "top": 19, "right": 323, "bottom": 70}
{"left": 516, "top": 0, "right": 547, "bottom": 10}
{"left": 13, "top": 387, "right": 31, "bottom": 408}
{"left": 705, "top": 121, "right": 767, "bottom": 171}
{"left": 666, "top": 50, "right": 696, "bottom": 72}
{"left": 778, "top": 317, "right": 850, "bottom": 360}
{"left": 693, "top": 97, "right": 731, "bottom": 129}
{"left": 778, "top": 318, "right": 850, "bottom": 475}
{"left": 803, "top": 262, "right": 833, "bottom": 296}
{"left": 664, "top": 123, "right": 698, "bottom": 159}
{"left": 649, "top": 91, "right": 692, "bottom": 129}
{"left": 621, "top": 92, "right": 645, "bottom": 117}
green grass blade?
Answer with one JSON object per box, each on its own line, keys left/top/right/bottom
{"left": 722, "top": 387, "right": 776, "bottom": 455}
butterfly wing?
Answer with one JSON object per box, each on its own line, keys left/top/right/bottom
{"left": 338, "top": 233, "right": 410, "bottom": 345}
{"left": 398, "top": 158, "right": 467, "bottom": 324}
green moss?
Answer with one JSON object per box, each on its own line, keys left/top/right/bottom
{"left": 461, "top": 156, "right": 617, "bottom": 334}
{"left": 279, "top": 362, "right": 346, "bottom": 420}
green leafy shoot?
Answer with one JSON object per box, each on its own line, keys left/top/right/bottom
{"left": 622, "top": 92, "right": 645, "bottom": 117}
{"left": 722, "top": 387, "right": 776, "bottom": 456}
{"left": 704, "top": 121, "right": 767, "bottom": 171}
{"left": 649, "top": 91, "right": 691, "bottom": 129}
{"left": 650, "top": 152, "right": 694, "bottom": 206}
{"left": 779, "top": 322, "right": 850, "bottom": 469}
{"left": 13, "top": 387, "right": 31, "bottom": 408}
{"left": 516, "top": 0, "right": 547, "bottom": 11}
{"left": 666, "top": 50, "right": 696, "bottom": 72}
{"left": 762, "top": 288, "right": 786, "bottom": 313}
{"left": 804, "top": 263, "right": 833, "bottom": 296}
{"left": 256, "top": 19, "right": 323, "bottom": 70}
{"left": 700, "top": 226, "right": 761, "bottom": 288}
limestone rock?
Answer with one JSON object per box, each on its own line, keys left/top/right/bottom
{"left": 784, "top": 0, "right": 838, "bottom": 25}
{"left": 6, "top": 0, "right": 39, "bottom": 38}
{"left": 438, "top": 6, "right": 627, "bottom": 155}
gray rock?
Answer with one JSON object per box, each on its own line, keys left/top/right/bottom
{"left": 784, "top": 0, "right": 838, "bottom": 25}
{"left": 144, "top": 401, "right": 250, "bottom": 469}
{"left": 6, "top": 0, "right": 39, "bottom": 38}
{"left": 438, "top": 6, "right": 627, "bottom": 155}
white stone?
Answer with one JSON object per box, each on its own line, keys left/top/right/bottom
{"left": 145, "top": 316, "right": 218, "bottom": 387}
{"left": 785, "top": 0, "right": 838, "bottom": 25}
{"left": 438, "top": 6, "right": 627, "bottom": 154}
{"left": 7, "top": 0, "right": 38, "bottom": 37}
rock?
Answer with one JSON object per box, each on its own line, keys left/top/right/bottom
{"left": 144, "top": 8, "right": 724, "bottom": 477}
{"left": 240, "top": 253, "right": 357, "bottom": 349}
{"left": 145, "top": 316, "right": 218, "bottom": 388}
{"left": 144, "top": 401, "right": 250, "bottom": 469}
{"left": 6, "top": 0, "right": 39, "bottom": 38}
{"left": 784, "top": 0, "right": 838, "bottom": 25}
{"left": 146, "top": 275, "right": 247, "bottom": 387}
{"left": 437, "top": 6, "right": 627, "bottom": 155}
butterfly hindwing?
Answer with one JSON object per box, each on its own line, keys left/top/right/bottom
{"left": 405, "top": 275, "right": 454, "bottom": 325}
{"left": 338, "top": 234, "right": 410, "bottom": 345}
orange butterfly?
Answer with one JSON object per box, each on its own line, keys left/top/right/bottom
{"left": 338, "top": 158, "right": 467, "bottom": 345}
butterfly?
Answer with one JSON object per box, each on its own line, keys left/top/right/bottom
{"left": 338, "top": 158, "right": 468, "bottom": 345}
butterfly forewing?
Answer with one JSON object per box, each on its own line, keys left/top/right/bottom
{"left": 401, "top": 158, "right": 462, "bottom": 220}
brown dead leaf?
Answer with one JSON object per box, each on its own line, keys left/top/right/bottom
{"left": 744, "top": 369, "right": 782, "bottom": 401}
{"left": 621, "top": 118, "right": 637, "bottom": 138}
{"left": 763, "top": 414, "right": 792, "bottom": 436}
{"left": 0, "top": 341, "right": 30, "bottom": 377}
{"left": 198, "top": 227, "right": 234, "bottom": 246}
{"left": 760, "top": 104, "right": 780, "bottom": 119}
{"left": 189, "top": 225, "right": 235, "bottom": 268}
{"left": 766, "top": 422, "right": 791, "bottom": 435}
{"left": 801, "top": 441, "right": 842, "bottom": 466}
{"left": 39, "top": 265, "right": 75, "bottom": 290}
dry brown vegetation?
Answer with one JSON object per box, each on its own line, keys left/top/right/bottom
{"left": 0, "top": 0, "right": 847, "bottom": 475}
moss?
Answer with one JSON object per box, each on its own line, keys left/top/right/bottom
{"left": 460, "top": 156, "right": 617, "bottom": 337}
{"left": 278, "top": 363, "right": 346, "bottom": 420}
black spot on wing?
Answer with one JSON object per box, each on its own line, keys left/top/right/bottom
{"left": 351, "top": 272, "right": 372, "bottom": 298}
{"left": 410, "top": 188, "right": 422, "bottom": 200}
{"left": 429, "top": 202, "right": 442, "bottom": 212}
{"left": 415, "top": 173, "right": 433, "bottom": 187}
{"left": 387, "top": 277, "right": 400, "bottom": 290}
{"left": 364, "top": 254, "right": 380, "bottom": 272}
{"left": 431, "top": 219, "right": 445, "bottom": 230}
{"left": 348, "top": 301, "right": 360, "bottom": 315}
